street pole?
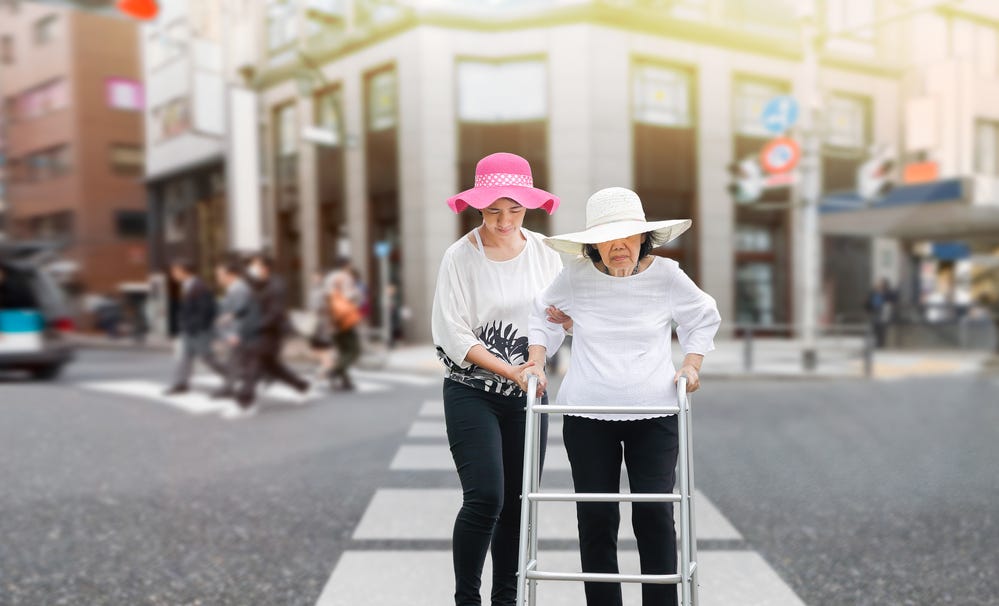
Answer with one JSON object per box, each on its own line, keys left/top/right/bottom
{"left": 799, "top": 7, "right": 822, "bottom": 371}
{"left": 379, "top": 253, "right": 390, "bottom": 347}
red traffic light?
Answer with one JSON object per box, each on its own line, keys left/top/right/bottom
{"left": 117, "top": 0, "right": 158, "bottom": 20}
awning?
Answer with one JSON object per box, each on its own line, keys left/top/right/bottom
{"left": 820, "top": 178, "right": 999, "bottom": 240}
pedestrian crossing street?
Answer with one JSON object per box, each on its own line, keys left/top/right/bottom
{"left": 75, "top": 369, "right": 439, "bottom": 416}
{"left": 315, "top": 398, "right": 808, "bottom": 605}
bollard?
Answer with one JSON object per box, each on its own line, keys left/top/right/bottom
{"left": 863, "top": 326, "right": 874, "bottom": 378}
{"left": 743, "top": 327, "right": 753, "bottom": 373}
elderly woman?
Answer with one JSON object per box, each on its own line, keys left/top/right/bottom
{"left": 432, "top": 152, "right": 567, "bottom": 606}
{"left": 525, "top": 187, "right": 721, "bottom": 606}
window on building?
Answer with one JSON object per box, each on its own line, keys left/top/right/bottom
{"left": 975, "top": 120, "right": 999, "bottom": 175}
{"left": 106, "top": 79, "right": 143, "bottom": 111}
{"left": 723, "top": 0, "right": 797, "bottom": 37}
{"left": 314, "top": 87, "right": 342, "bottom": 146}
{"left": 115, "top": 210, "right": 148, "bottom": 238}
{"left": 14, "top": 145, "right": 71, "bottom": 182}
{"left": 736, "top": 225, "right": 774, "bottom": 252}
{"left": 457, "top": 59, "right": 546, "bottom": 123}
{"left": 1, "top": 35, "right": 13, "bottom": 64}
{"left": 12, "top": 79, "right": 69, "bottom": 121}
{"left": 366, "top": 68, "right": 398, "bottom": 131}
{"left": 824, "top": 94, "right": 868, "bottom": 150}
{"left": 736, "top": 262, "right": 775, "bottom": 325}
{"left": 34, "top": 15, "right": 59, "bottom": 46}
{"left": 267, "top": 0, "right": 297, "bottom": 53}
{"left": 110, "top": 144, "right": 144, "bottom": 176}
{"left": 825, "top": 0, "right": 875, "bottom": 40}
{"left": 633, "top": 62, "right": 692, "bottom": 127}
{"left": 734, "top": 78, "right": 786, "bottom": 137}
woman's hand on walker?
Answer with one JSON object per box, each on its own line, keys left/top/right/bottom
{"left": 674, "top": 366, "right": 700, "bottom": 393}
{"left": 511, "top": 362, "right": 547, "bottom": 398}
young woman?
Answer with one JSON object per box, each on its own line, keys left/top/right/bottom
{"left": 431, "top": 152, "right": 565, "bottom": 606}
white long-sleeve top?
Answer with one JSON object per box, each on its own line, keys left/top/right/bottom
{"left": 432, "top": 228, "right": 563, "bottom": 396}
{"left": 529, "top": 256, "right": 721, "bottom": 420}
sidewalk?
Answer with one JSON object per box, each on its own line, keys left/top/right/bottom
{"left": 67, "top": 333, "right": 994, "bottom": 380}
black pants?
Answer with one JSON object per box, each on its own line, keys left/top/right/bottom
{"left": 237, "top": 338, "right": 308, "bottom": 406}
{"left": 563, "top": 414, "right": 680, "bottom": 606}
{"left": 331, "top": 328, "right": 361, "bottom": 384}
{"left": 443, "top": 379, "right": 548, "bottom": 606}
{"left": 171, "top": 332, "right": 226, "bottom": 388}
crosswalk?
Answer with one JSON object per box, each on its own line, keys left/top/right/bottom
{"left": 315, "top": 398, "right": 807, "bottom": 605}
{"left": 76, "top": 369, "right": 440, "bottom": 416}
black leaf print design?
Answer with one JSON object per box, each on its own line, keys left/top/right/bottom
{"left": 475, "top": 321, "right": 528, "bottom": 365}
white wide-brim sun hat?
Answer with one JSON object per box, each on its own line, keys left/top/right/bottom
{"left": 544, "top": 187, "right": 691, "bottom": 255}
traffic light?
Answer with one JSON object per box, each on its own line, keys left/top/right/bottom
{"left": 727, "top": 156, "right": 764, "bottom": 204}
{"left": 857, "top": 150, "right": 895, "bottom": 202}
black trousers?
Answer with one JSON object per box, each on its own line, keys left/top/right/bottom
{"left": 443, "top": 379, "right": 548, "bottom": 606}
{"left": 331, "top": 328, "right": 361, "bottom": 383}
{"left": 236, "top": 338, "right": 308, "bottom": 406}
{"left": 562, "top": 414, "right": 680, "bottom": 606}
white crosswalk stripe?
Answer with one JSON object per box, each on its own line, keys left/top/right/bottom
{"left": 318, "top": 398, "right": 808, "bottom": 605}
{"left": 76, "top": 369, "right": 436, "bottom": 415}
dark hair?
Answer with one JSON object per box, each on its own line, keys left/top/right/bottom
{"left": 250, "top": 252, "right": 274, "bottom": 271}
{"left": 217, "top": 255, "right": 243, "bottom": 276}
{"left": 170, "top": 258, "right": 195, "bottom": 274}
{"left": 583, "top": 232, "right": 655, "bottom": 264}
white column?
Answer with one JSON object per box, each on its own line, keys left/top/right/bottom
{"left": 548, "top": 24, "right": 593, "bottom": 236}
{"left": 228, "top": 87, "right": 264, "bottom": 252}
{"left": 298, "top": 94, "right": 319, "bottom": 305}
{"left": 696, "top": 48, "right": 736, "bottom": 337}
{"left": 399, "top": 28, "right": 457, "bottom": 342}
{"left": 342, "top": 68, "right": 369, "bottom": 279}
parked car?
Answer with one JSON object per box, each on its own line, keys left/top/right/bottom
{"left": 0, "top": 242, "right": 75, "bottom": 380}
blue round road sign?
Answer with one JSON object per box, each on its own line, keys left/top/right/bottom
{"left": 761, "top": 96, "right": 799, "bottom": 135}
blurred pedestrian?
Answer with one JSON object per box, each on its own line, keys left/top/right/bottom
{"left": 865, "top": 278, "right": 896, "bottom": 348}
{"left": 527, "top": 187, "right": 721, "bottom": 606}
{"left": 163, "top": 259, "right": 226, "bottom": 396}
{"left": 327, "top": 257, "right": 362, "bottom": 391}
{"left": 242, "top": 253, "right": 311, "bottom": 401}
{"left": 431, "top": 152, "right": 564, "bottom": 606}
{"left": 307, "top": 269, "right": 335, "bottom": 381}
{"left": 211, "top": 257, "right": 256, "bottom": 403}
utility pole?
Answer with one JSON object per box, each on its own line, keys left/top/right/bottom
{"left": 797, "top": 2, "right": 822, "bottom": 371}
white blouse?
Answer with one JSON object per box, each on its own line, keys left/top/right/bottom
{"left": 529, "top": 255, "right": 721, "bottom": 420}
{"left": 432, "top": 228, "right": 563, "bottom": 396}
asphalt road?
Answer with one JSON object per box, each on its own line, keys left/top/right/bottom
{"left": 1, "top": 349, "right": 996, "bottom": 605}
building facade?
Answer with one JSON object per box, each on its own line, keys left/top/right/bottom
{"left": 0, "top": 0, "right": 147, "bottom": 296}
{"left": 240, "top": 0, "right": 905, "bottom": 341}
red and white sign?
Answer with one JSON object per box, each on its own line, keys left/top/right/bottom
{"left": 759, "top": 137, "right": 801, "bottom": 174}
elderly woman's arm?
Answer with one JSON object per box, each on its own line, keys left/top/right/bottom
{"left": 670, "top": 265, "right": 721, "bottom": 393}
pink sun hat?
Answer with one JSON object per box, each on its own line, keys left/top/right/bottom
{"left": 447, "top": 152, "right": 559, "bottom": 214}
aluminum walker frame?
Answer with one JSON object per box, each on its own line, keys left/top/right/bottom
{"left": 515, "top": 376, "right": 700, "bottom": 605}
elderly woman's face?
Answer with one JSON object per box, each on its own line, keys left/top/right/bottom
{"left": 481, "top": 198, "right": 525, "bottom": 237}
{"left": 595, "top": 233, "right": 646, "bottom": 274}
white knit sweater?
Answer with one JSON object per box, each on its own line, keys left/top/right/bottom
{"left": 529, "top": 255, "right": 721, "bottom": 420}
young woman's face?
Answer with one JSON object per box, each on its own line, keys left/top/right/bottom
{"left": 480, "top": 198, "right": 525, "bottom": 237}
{"left": 594, "top": 233, "right": 646, "bottom": 274}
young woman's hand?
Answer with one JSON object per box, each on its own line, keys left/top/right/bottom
{"left": 511, "top": 363, "right": 546, "bottom": 398}
{"left": 546, "top": 306, "right": 573, "bottom": 332}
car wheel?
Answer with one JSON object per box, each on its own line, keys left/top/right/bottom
{"left": 31, "top": 365, "right": 63, "bottom": 381}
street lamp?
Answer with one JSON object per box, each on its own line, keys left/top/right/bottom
{"left": 796, "top": 1, "right": 823, "bottom": 371}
